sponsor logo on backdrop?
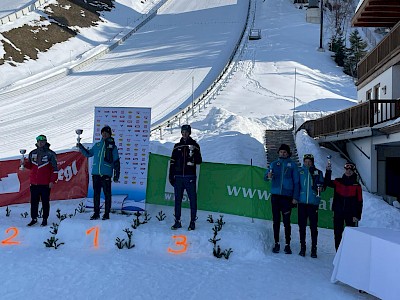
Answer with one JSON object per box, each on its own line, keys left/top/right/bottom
{"left": 93, "top": 107, "right": 151, "bottom": 211}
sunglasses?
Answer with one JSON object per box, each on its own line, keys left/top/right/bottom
{"left": 344, "top": 164, "right": 355, "bottom": 170}
{"left": 303, "top": 154, "right": 314, "bottom": 160}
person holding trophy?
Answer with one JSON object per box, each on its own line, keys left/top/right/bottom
{"left": 77, "top": 125, "right": 120, "bottom": 220}
{"left": 297, "top": 153, "right": 325, "bottom": 258}
{"left": 169, "top": 124, "right": 202, "bottom": 231}
{"left": 22, "top": 134, "right": 58, "bottom": 227}
{"left": 264, "top": 144, "right": 300, "bottom": 255}
{"left": 324, "top": 161, "right": 363, "bottom": 251}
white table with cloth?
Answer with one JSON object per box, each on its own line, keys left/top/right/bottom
{"left": 331, "top": 227, "right": 400, "bottom": 300}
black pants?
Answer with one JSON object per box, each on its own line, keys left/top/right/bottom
{"left": 333, "top": 211, "right": 357, "bottom": 251}
{"left": 30, "top": 184, "right": 50, "bottom": 220}
{"left": 93, "top": 175, "right": 112, "bottom": 215}
{"left": 298, "top": 203, "right": 319, "bottom": 247}
{"left": 271, "top": 194, "right": 293, "bottom": 245}
{"left": 174, "top": 176, "right": 197, "bottom": 222}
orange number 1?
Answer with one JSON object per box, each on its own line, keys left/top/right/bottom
{"left": 168, "top": 235, "right": 188, "bottom": 254}
{"left": 1, "top": 227, "right": 21, "bottom": 245}
{"left": 86, "top": 226, "right": 99, "bottom": 248}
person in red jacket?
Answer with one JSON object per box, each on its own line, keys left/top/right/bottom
{"left": 324, "top": 161, "right": 363, "bottom": 251}
{"left": 24, "top": 135, "right": 58, "bottom": 227}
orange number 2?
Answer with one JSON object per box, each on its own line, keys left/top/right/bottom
{"left": 168, "top": 235, "right": 188, "bottom": 254}
{"left": 86, "top": 226, "right": 99, "bottom": 248}
{"left": 1, "top": 227, "right": 21, "bottom": 245}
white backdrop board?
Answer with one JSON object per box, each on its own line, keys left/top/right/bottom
{"left": 86, "top": 107, "right": 151, "bottom": 211}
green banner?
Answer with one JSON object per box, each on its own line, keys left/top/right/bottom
{"left": 147, "top": 153, "right": 334, "bottom": 229}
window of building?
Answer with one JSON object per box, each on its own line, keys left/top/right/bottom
{"left": 374, "top": 84, "right": 380, "bottom": 100}
{"left": 366, "top": 89, "right": 372, "bottom": 101}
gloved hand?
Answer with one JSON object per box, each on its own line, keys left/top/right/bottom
{"left": 113, "top": 177, "right": 119, "bottom": 183}
{"left": 169, "top": 175, "right": 175, "bottom": 186}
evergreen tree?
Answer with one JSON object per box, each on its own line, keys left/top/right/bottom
{"left": 343, "top": 29, "right": 368, "bottom": 77}
{"left": 331, "top": 31, "right": 346, "bottom": 67}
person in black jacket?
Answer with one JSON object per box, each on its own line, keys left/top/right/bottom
{"left": 169, "top": 124, "right": 202, "bottom": 231}
{"left": 324, "top": 161, "right": 363, "bottom": 251}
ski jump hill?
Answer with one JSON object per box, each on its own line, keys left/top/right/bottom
{"left": 0, "top": 0, "right": 252, "bottom": 159}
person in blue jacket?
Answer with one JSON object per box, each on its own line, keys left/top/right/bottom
{"left": 297, "top": 154, "right": 324, "bottom": 258}
{"left": 264, "top": 144, "right": 300, "bottom": 254}
{"left": 78, "top": 125, "right": 120, "bottom": 220}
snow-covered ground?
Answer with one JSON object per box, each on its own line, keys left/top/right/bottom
{"left": 1, "top": 0, "right": 399, "bottom": 299}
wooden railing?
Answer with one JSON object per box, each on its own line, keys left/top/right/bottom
{"left": 298, "top": 100, "right": 400, "bottom": 138}
{"left": 357, "top": 22, "right": 400, "bottom": 84}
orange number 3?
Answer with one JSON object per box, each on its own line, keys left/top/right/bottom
{"left": 168, "top": 235, "right": 188, "bottom": 254}
{"left": 86, "top": 226, "right": 99, "bottom": 248}
{"left": 1, "top": 227, "right": 21, "bottom": 245}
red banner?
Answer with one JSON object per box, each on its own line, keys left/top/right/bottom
{"left": 0, "top": 151, "right": 88, "bottom": 206}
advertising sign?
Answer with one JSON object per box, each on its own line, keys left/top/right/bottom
{"left": 0, "top": 151, "right": 88, "bottom": 206}
{"left": 91, "top": 107, "right": 151, "bottom": 211}
{"left": 146, "top": 153, "right": 334, "bottom": 229}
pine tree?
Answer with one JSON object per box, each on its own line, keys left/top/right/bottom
{"left": 332, "top": 31, "right": 346, "bottom": 67}
{"left": 344, "top": 29, "right": 368, "bottom": 77}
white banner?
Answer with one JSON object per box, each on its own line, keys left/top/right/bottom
{"left": 88, "top": 107, "right": 151, "bottom": 211}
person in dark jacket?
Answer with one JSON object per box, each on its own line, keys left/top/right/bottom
{"left": 78, "top": 125, "right": 120, "bottom": 220}
{"left": 169, "top": 124, "right": 202, "bottom": 231}
{"left": 324, "top": 161, "right": 363, "bottom": 251}
{"left": 24, "top": 134, "right": 58, "bottom": 227}
{"left": 297, "top": 154, "right": 324, "bottom": 258}
{"left": 264, "top": 144, "right": 300, "bottom": 254}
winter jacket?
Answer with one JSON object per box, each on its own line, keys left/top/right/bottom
{"left": 169, "top": 136, "right": 202, "bottom": 184}
{"left": 24, "top": 143, "right": 58, "bottom": 185}
{"left": 324, "top": 170, "right": 363, "bottom": 220}
{"left": 298, "top": 165, "right": 324, "bottom": 206}
{"left": 264, "top": 157, "right": 300, "bottom": 199}
{"left": 79, "top": 137, "right": 120, "bottom": 179}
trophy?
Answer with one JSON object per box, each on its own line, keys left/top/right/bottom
{"left": 19, "top": 149, "right": 26, "bottom": 170}
{"left": 327, "top": 155, "right": 332, "bottom": 169}
{"left": 75, "top": 129, "right": 83, "bottom": 149}
{"left": 316, "top": 184, "right": 323, "bottom": 197}
{"left": 187, "top": 145, "right": 195, "bottom": 166}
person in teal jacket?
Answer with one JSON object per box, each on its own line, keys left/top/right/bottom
{"left": 78, "top": 125, "right": 120, "bottom": 220}
{"left": 264, "top": 144, "right": 300, "bottom": 255}
{"left": 297, "top": 154, "right": 324, "bottom": 258}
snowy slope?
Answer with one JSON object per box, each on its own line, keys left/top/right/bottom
{"left": 0, "top": 0, "right": 248, "bottom": 159}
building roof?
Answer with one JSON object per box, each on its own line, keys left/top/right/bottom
{"left": 352, "top": 0, "right": 400, "bottom": 27}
